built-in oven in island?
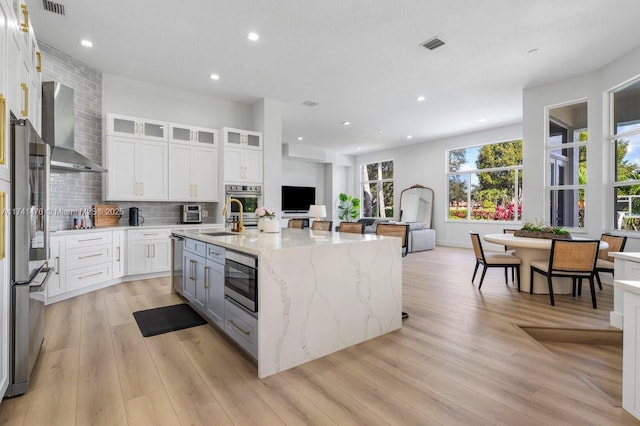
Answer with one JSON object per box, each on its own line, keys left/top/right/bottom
{"left": 224, "top": 184, "right": 262, "bottom": 228}
{"left": 224, "top": 250, "right": 258, "bottom": 313}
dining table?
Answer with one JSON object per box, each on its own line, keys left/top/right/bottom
{"left": 483, "top": 233, "right": 608, "bottom": 294}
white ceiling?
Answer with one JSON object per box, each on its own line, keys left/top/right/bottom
{"left": 28, "top": 0, "right": 640, "bottom": 154}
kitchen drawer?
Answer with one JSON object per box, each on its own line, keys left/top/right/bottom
{"left": 224, "top": 298, "right": 258, "bottom": 359}
{"left": 184, "top": 238, "right": 207, "bottom": 257}
{"left": 66, "top": 244, "right": 112, "bottom": 270}
{"left": 65, "top": 231, "right": 113, "bottom": 249}
{"left": 66, "top": 263, "right": 113, "bottom": 292}
{"left": 206, "top": 244, "right": 225, "bottom": 264}
{"left": 128, "top": 228, "right": 171, "bottom": 241}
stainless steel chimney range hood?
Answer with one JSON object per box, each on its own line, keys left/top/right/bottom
{"left": 41, "top": 81, "right": 106, "bottom": 172}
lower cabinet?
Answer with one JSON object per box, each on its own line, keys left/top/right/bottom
{"left": 224, "top": 298, "right": 258, "bottom": 358}
{"left": 112, "top": 230, "right": 125, "bottom": 279}
{"left": 127, "top": 229, "right": 171, "bottom": 275}
{"left": 47, "top": 236, "right": 66, "bottom": 297}
{"left": 182, "top": 240, "right": 226, "bottom": 329}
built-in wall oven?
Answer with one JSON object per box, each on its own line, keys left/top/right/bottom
{"left": 224, "top": 250, "right": 258, "bottom": 313}
{"left": 224, "top": 184, "right": 262, "bottom": 228}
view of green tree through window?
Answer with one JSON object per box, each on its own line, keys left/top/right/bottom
{"left": 447, "top": 140, "right": 522, "bottom": 221}
{"left": 612, "top": 78, "right": 640, "bottom": 231}
{"left": 362, "top": 160, "right": 393, "bottom": 218}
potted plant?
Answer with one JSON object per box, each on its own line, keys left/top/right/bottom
{"left": 514, "top": 219, "right": 571, "bottom": 239}
{"left": 337, "top": 193, "right": 360, "bottom": 222}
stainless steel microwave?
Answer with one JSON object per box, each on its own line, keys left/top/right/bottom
{"left": 181, "top": 204, "right": 202, "bottom": 224}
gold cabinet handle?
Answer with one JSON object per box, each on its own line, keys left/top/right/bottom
{"left": 204, "top": 266, "right": 209, "bottom": 289}
{"left": 116, "top": 246, "right": 120, "bottom": 262}
{"left": 79, "top": 271, "right": 103, "bottom": 280}
{"left": 228, "top": 319, "right": 250, "bottom": 336}
{"left": 79, "top": 237, "right": 103, "bottom": 243}
{"left": 78, "top": 253, "right": 103, "bottom": 260}
{"left": 20, "top": 83, "right": 28, "bottom": 117}
{"left": 20, "top": 4, "right": 29, "bottom": 32}
{"left": 0, "top": 94, "right": 5, "bottom": 165}
{"left": 55, "top": 256, "right": 60, "bottom": 274}
{"left": 36, "top": 52, "right": 42, "bottom": 72}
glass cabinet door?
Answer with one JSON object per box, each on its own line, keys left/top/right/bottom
{"left": 246, "top": 132, "right": 261, "bottom": 148}
{"left": 226, "top": 129, "right": 243, "bottom": 146}
{"left": 195, "top": 129, "right": 216, "bottom": 145}
{"left": 169, "top": 124, "right": 191, "bottom": 143}
{"left": 141, "top": 119, "right": 166, "bottom": 140}
{"left": 111, "top": 115, "right": 137, "bottom": 136}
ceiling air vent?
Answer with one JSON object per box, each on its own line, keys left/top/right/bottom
{"left": 421, "top": 37, "right": 445, "bottom": 51}
{"left": 302, "top": 101, "right": 319, "bottom": 107}
{"left": 42, "top": 0, "right": 65, "bottom": 15}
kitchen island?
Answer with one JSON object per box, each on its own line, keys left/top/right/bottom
{"left": 171, "top": 228, "right": 403, "bottom": 378}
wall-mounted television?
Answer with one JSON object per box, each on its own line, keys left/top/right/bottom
{"left": 282, "top": 186, "right": 316, "bottom": 212}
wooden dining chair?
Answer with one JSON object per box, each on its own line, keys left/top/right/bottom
{"left": 376, "top": 223, "right": 410, "bottom": 319}
{"left": 288, "top": 219, "right": 305, "bottom": 229}
{"left": 503, "top": 229, "right": 518, "bottom": 283}
{"left": 595, "top": 234, "right": 627, "bottom": 290}
{"left": 338, "top": 221, "right": 364, "bottom": 234}
{"left": 529, "top": 239, "right": 600, "bottom": 308}
{"left": 311, "top": 220, "right": 332, "bottom": 231}
{"left": 470, "top": 232, "right": 522, "bottom": 291}
{"left": 376, "top": 223, "right": 409, "bottom": 257}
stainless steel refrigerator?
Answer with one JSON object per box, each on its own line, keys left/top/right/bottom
{"left": 6, "top": 113, "right": 52, "bottom": 397}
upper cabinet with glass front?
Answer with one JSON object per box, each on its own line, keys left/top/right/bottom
{"left": 546, "top": 101, "right": 588, "bottom": 229}
{"left": 168, "top": 123, "right": 218, "bottom": 147}
{"left": 106, "top": 113, "right": 167, "bottom": 141}
{"left": 222, "top": 127, "right": 262, "bottom": 150}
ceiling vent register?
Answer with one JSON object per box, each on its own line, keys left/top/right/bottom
{"left": 421, "top": 37, "right": 446, "bottom": 51}
{"left": 302, "top": 101, "right": 319, "bottom": 107}
{"left": 42, "top": 0, "right": 65, "bottom": 15}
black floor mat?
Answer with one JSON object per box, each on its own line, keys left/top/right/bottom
{"left": 133, "top": 303, "right": 207, "bottom": 337}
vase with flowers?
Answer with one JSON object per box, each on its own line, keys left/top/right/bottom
{"left": 256, "top": 206, "right": 278, "bottom": 232}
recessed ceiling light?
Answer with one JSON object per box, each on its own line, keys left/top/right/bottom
{"left": 247, "top": 32, "right": 260, "bottom": 41}
{"left": 407, "top": 135, "right": 413, "bottom": 139}
{"left": 297, "top": 136, "right": 303, "bottom": 141}
{"left": 80, "top": 39, "right": 93, "bottom": 48}
{"left": 478, "top": 118, "right": 486, "bottom": 123}
{"left": 356, "top": 147, "right": 361, "bottom": 150}
{"left": 342, "top": 121, "right": 351, "bottom": 126}
{"left": 209, "top": 73, "right": 220, "bottom": 80}
{"left": 416, "top": 95, "right": 425, "bottom": 102}
{"left": 528, "top": 48, "right": 541, "bottom": 55}
{"left": 377, "top": 129, "right": 383, "bottom": 133}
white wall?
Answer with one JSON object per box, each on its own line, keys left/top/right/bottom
{"left": 253, "top": 99, "right": 283, "bottom": 213}
{"left": 282, "top": 158, "right": 327, "bottom": 203}
{"left": 524, "top": 45, "right": 640, "bottom": 251}
{"left": 355, "top": 124, "right": 522, "bottom": 248}
{"left": 102, "top": 73, "right": 253, "bottom": 129}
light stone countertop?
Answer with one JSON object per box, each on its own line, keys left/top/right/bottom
{"left": 614, "top": 279, "right": 640, "bottom": 296}
{"left": 51, "top": 223, "right": 225, "bottom": 236}
{"left": 172, "top": 227, "right": 387, "bottom": 256}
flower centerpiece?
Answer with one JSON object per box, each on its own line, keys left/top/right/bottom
{"left": 256, "top": 206, "right": 279, "bottom": 232}
{"left": 514, "top": 219, "right": 571, "bottom": 239}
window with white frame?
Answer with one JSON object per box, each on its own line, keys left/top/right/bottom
{"left": 546, "top": 101, "right": 588, "bottom": 229}
{"left": 611, "top": 79, "right": 640, "bottom": 231}
{"left": 447, "top": 140, "right": 522, "bottom": 221}
{"left": 362, "top": 160, "right": 394, "bottom": 218}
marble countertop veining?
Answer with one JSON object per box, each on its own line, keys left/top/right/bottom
{"left": 172, "top": 228, "right": 387, "bottom": 256}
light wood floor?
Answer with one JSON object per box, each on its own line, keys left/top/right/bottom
{"left": 1, "top": 246, "right": 638, "bottom": 425}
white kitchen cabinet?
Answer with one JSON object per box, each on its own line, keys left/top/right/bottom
{"left": 169, "top": 123, "right": 217, "bottom": 147}
{"left": 105, "top": 136, "right": 168, "bottom": 201}
{"left": 106, "top": 113, "right": 167, "bottom": 141}
{"left": 0, "top": 0, "right": 10, "bottom": 182}
{"left": 168, "top": 144, "right": 218, "bottom": 201}
{"left": 222, "top": 127, "right": 262, "bottom": 150}
{"left": 0, "top": 180, "right": 9, "bottom": 397}
{"left": 127, "top": 229, "right": 171, "bottom": 275}
{"left": 112, "top": 230, "right": 125, "bottom": 279}
{"left": 223, "top": 146, "right": 262, "bottom": 184}
{"left": 47, "top": 236, "right": 65, "bottom": 297}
